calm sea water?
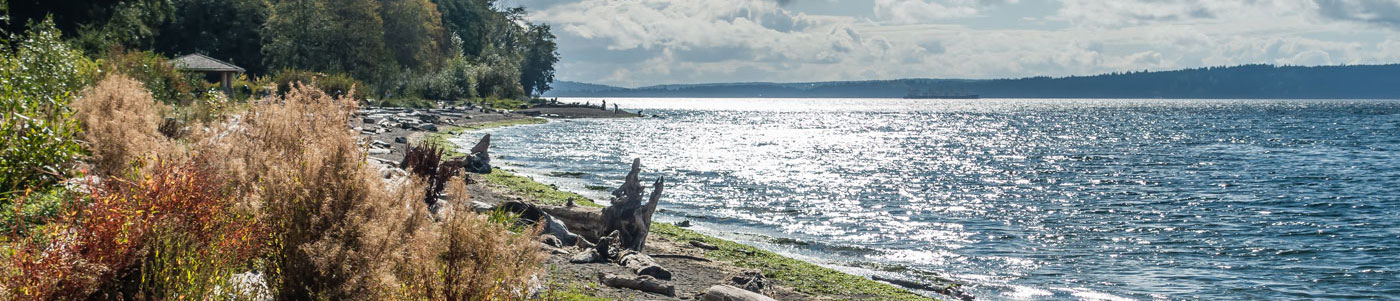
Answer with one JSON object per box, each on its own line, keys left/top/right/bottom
{"left": 453, "top": 98, "right": 1400, "bottom": 300}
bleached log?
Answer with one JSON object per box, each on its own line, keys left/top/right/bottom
{"left": 598, "top": 273, "right": 675, "bottom": 297}
{"left": 620, "top": 250, "right": 672, "bottom": 280}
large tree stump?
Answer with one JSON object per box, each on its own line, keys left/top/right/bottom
{"left": 601, "top": 158, "right": 664, "bottom": 251}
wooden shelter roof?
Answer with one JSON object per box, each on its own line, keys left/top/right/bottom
{"left": 171, "top": 54, "right": 245, "bottom": 73}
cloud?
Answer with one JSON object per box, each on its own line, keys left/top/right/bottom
{"left": 872, "top": 0, "right": 1018, "bottom": 24}
{"left": 1315, "top": 0, "right": 1400, "bottom": 29}
{"left": 524, "top": 0, "right": 1400, "bottom": 87}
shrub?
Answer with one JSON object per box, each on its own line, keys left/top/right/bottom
{"left": 97, "top": 48, "right": 198, "bottom": 105}
{"left": 72, "top": 75, "right": 176, "bottom": 176}
{"left": 196, "top": 83, "right": 420, "bottom": 299}
{"left": 0, "top": 160, "right": 263, "bottom": 299}
{"left": 0, "top": 18, "right": 96, "bottom": 195}
{"left": 271, "top": 69, "right": 360, "bottom": 98}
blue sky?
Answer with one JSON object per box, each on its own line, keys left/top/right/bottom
{"left": 503, "top": 0, "right": 1400, "bottom": 87}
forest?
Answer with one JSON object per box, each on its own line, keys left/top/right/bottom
{"left": 4, "top": 0, "right": 558, "bottom": 104}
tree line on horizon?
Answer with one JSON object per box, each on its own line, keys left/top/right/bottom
{"left": 546, "top": 64, "right": 1400, "bottom": 99}
{"left": 4, "top": 0, "right": 558, "bottom": 101}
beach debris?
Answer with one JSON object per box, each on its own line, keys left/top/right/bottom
{"left": 702, "top": 285, "right": 776, "bottom": 301}
{"left": 602, "top": 158, "right": 664, "bottom": 251}
{"left": 539, "top": 204, "right": 605, "bottom": 242}
{"left": 598, "top": 273, "right": 674, "bottom": 297}
{"left": 731, "top": 271, "right": 769, "bottom": 295}
{"left": 873, "top": 275, "right": 975, "bottom": 301}
{"left": 690, "top": 241, "right": 719, "bottom": 250}
{"left": 620, "top": 250, "right": 673, "bottom": 280}
{"left": 569, "top": 249, "right": 604, "bottom": 264}
{"left": 496, "top": 201, "right": 583, "bottom": 247}
{"left": 463, "top": 134, "right": 492, "bottom": 174}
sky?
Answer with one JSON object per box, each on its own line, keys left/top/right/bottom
{"left": 501, "top": 0, "right": 1400, "bottom": 87}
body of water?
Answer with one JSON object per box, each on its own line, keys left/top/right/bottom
{"left": 453, "top": 98, "right": 1400, "bottom": 300}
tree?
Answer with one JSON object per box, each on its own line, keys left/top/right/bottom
{"left": 380, "top": 0, "right": 451, "bottom": 71}
{"left": 155, "top": 0, "right": 269, "bottom": 74}
{"left": 518, "top": 23, "right": 556, "bottom": 97}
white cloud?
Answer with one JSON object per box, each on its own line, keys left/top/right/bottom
{"left": 525, "top": 0, "right": 1400, "bottom": 87}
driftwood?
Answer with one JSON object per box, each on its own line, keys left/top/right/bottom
{"left": 620, "top": 250, "right": 672, "bottom": 280}
{"left": 601, "top": 159, "right": 664, "bottom": 251}
{"left": 702, "top": 285, "right": 776, "bottom": 301}
{"left": 539, "top": 204, "right": 603, "bottom": 243}
{"left": 496, "top": 201, "right": 582, "bottom": 246}
{"left": 598, "top": 273, "right": 674, "bottom": 297}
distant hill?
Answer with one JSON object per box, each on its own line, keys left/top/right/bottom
{"left": 543, "top": 64, "right": 1400, "bottom": 99}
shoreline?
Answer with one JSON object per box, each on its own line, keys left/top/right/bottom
{"left": 360, "top": 105, "right": 952, "bottom": 300}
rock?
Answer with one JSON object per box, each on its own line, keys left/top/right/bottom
{"left": 371, "top": 140, "right": 391, "bottom": 149}
{"left": 600, "top": 159, "right": 664, "bottom": 251}
{"left": 675, "top": 220, "right": 692, "bottom": 227}
{"left": 399, "top": 122, "right": 413, "bottom": 129}
{"left": 463, "top": 135, "right": 492, "bottom": 174}
{"left": 690, "top": 241, "right": 719, "bottom": 250}
{"left": 394, "top": 136, "right": 408, "bottom": 143}
{"left": 702, "top": 285, "right": 775, "bottom": 301}
{"left": 598, "top": 273, "right": 674, "bottom": 297}
{"left": 730, "top": 271, "right": 768, "bottom": 294}
{"left": 417, "top": 123, "right": 438, "bottom": 132}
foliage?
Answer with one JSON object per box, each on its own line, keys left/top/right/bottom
{"left": 98, "top": 48, "right": 198, "bottom": 105}
{"left": 0, "top": 160, "right": 265, "bottom": 299}
{"left": 72, "top": 0, "right": 175, "bottom": 53}
{"left": 156, "top": 0, "right": 269, "bottom": 74}
{"left": 381, "top": 0, "right": 452, "bottom": 71}
{"left": 376, "top": 97, "right": 438, "bottom": 109}
{"left": 271, "top": 69, "right": 360, "bottom": 98}
{"left": 519, "top": 23, "right": 558, "bottom": 97}
{"left": 0, "top": 19, "right": 95, "bottom": 195}
{"left": 401, "top": 142, "right": 460, "bottom": 204}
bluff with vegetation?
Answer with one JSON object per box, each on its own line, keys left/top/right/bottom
{"left": 4, "top": 0, "right": 558, "bottom": 102}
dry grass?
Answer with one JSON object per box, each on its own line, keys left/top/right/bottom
{"left": 5, "top": 79, "right": 545, "bottom": 300}
{"left": 72, "top": 75, "right": 177, "bottom": 176}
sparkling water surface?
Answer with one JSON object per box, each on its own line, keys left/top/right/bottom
{"left": 452, "top": 98, "right": 1400, "bottom": 300}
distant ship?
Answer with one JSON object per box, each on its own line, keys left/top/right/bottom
{"left": 904, "top": 88, "right": 979, "bottom": 99}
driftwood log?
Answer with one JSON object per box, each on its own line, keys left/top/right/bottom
{"left": 702, "top": 285, "right": 776, "bottom": 301}
{"left": 598, "top": 273, "right": 674, "bottom": 297}
{"left": 601, "top": 159, "right": 664, "bottom": 251}
{"left": 620, "top": 250, "right": 672, "bottom": 280}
